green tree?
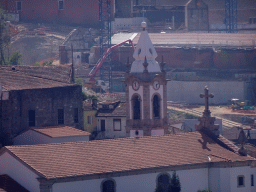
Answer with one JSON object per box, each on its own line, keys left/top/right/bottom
{"left": 155, "top": 183, "right": 165, "bottom": 192}
{"left": 82, "top": 92, "right": 88, "bottom": 101}
{"left": 168, "top": 171, "right": 181, "bottom": 192}
{"left": 42, "top": 60, "right": 53, "bottom": 66}
{"left": 0, "top": 8, "right": 11, "bottom": 65}
{"left": 6, "top": 51, "right": 22, "bottom": 65}
{"left": 75, "top": 78, "right": 83, "bottom": 86}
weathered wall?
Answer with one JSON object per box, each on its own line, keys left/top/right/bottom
{"left": 96, "top": 116, "right": 126, "bottom": 139}
{"left": 1, "top": 0, "right": 114, "bottom": 26}
{"left": 1, "top": 85, "right": 83, "bottom": 137}
{"left": 167, "top": 81, "right": 245, "bottom": 104}
{"left": 92, "top": 46, "right": 256, "bottom": 69}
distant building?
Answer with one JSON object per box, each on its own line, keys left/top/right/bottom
{"left": 83, "top": 99, "right": 98, "bottom": 133}
{"left": 0, "top": 0, "right": 114, "bottom": 26}
{"left": 95, "top": 101, "right": 126, "bottom": 139}
{"left": 0, "top": 65, "right": 83, "bottom": 146}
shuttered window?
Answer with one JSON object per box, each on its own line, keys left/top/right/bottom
{"left": 113, "top": 119, "right": 121, "bottom": 131}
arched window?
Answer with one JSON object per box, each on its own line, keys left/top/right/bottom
{"left": 157, "top": 174, "right": 170, "bottom": 191}
{"left": 153, "top": 95, "right": 160, "bottom": 119}
{"left": 133, "top": 95, "right": 141, "bottom": 120}
{"left": 102, "top": 179, "right": 115, "bottom": 192}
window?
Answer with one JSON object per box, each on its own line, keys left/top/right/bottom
{"left": 157, "top": 173, "right": 170, "bottom": 191}
{"left": 237, "top": 175, "right": 245, "bottom": 187}
{"left": 28, "top": 110, "right": 35, "bottom": 127}
{"left": 58, "top": 0, "right": 64, "bottom": 10}
{"left": 102, "top": 179, "right": 115, "bottom": 192}
{"left": 153, "top": 95, "right": 160, "bottom": 119}
{"left": 58, "top": 109, "right": 64, "bottom": 125}
{"left": 74, "top": 108, "right": 78, "bottom": 123}
{"left": 16, "top": 1, "right": 22, "bottom": 11}
{"left": 251, "top": 174, "right": 254, "bottom": 186}
{"left": 113, "top": 119, "right": 121, "bottom": 131}
{"left": 87, "top": 116, "right": 92, "bottom": 125}
{"left": 133, "top": 95, "right": 140, "bottom": 120}
{"left": 101, "top": 119, "right": 105, "bottom": 131}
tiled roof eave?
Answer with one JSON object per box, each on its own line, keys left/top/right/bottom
{"left": 2, "top": 148, "right": 46, "bottom": 179}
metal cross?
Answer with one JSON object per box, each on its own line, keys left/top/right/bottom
{"left": 200, "top": 86, "right": 214, "bottom": 114}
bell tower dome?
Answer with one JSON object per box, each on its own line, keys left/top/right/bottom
{"left": 125, "top": 22, "right": 169, "bottom": 137}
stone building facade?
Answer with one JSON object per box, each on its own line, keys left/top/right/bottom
{"left": 0, "top": 65, "right": 83, "bottom": 146}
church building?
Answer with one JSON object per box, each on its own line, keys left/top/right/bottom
{"left": 0, "top": 23, "right": 256, "bottom": 192}
{"left": 125, "top": 21, "right": 169, "bottom": 137}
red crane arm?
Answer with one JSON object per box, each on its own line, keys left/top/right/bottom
{"left": 89, "top": 39, "right": 135, "bottom": 82}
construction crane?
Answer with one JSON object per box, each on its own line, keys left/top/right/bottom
{"left": 99, "top": 0, "right": 112, "bottom": 90}
{"left": 89, "top": 39, "right": 135, "bottom": 83}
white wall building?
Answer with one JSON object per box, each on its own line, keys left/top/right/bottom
{"left": 95, "top": 101, "right": 126, "bottom": 139}
{"left": 0, "top": 132, "right": 256, "bottom": 192}
{"left": 13, "top": 126, "right": 90, "bottom": 145}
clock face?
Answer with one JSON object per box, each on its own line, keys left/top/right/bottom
{"left": 153, "top": 80, "right": 160, "bottom": 90}
{"left": 132, "top": 80, "right": 140, "bottom": 91}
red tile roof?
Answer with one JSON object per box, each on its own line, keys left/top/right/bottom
{"left": 0, "top": 175, "right": 29, "bottom": 192}
{"left": 96, "top": 102, "right": 126, "bottom": 117}
{"left": 2, "top": 132, "right": 254, "bottom": 179}
{"left": 0, "top": 65, "right": 74, "bottom": 91}
{"left": 32, "top": 126, "right": 91, "bottom": 138}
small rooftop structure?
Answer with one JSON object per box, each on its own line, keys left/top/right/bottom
{"left": 13, "top": 126, "right": 90, "bottom": 145}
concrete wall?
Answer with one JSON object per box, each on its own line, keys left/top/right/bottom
{"left": 167, "top": 81, "right": 245, "bottom": 104}
{"left": 13, "top": 130, "right": 89, "bottom": 145}
{"left": 0, "top": 152, "right": 40, "bottom": 192}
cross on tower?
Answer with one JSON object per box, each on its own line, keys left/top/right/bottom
{"left": 200, "top": 86, "right": 214, "bottom": 117}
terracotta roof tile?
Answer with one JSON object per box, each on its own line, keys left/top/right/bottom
{"left": 0, "top": 175, "right": 29, "bottom": 192}
{"left": 3, "top": 132, "right": 254, "bottom": 179}
{"left": 96, "top": 102, "right": 126, "bottom": 117}
{"left": 32, "top": 126, "right": 91, "bottom": 138}
{"left": 0, "top": 65, "right": 74, "bottom": 91}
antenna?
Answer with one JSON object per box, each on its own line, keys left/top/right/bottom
{"left": 142, "top": 7, "right": 146, "bottom": 21}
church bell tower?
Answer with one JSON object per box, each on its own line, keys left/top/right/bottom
{"left": 125, "top": 22, "right": 169, "bottom": 137}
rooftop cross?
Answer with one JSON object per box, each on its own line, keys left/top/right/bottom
{"left": 200, "top": 86, "right": 214, "bottom": 116}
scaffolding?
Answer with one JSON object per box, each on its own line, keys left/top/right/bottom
{"left": 225, "top": 0, "right": 237, "bottom": 33}
{"left": 99, "top": 0, "right": 112, "bottom": 92}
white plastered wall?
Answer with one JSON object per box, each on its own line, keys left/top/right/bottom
{"left": 13, "top": 130, "right": 89, "bottom": 145}
{"left": 0, "top": 152, "right": 40, "bottom": 192}
{"left": 97, "top": 117, "right": 126, "bottom": 139}
{"left": 52, "top": 168, "right": 208, "bottom": 192}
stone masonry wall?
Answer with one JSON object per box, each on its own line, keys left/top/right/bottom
{"left": 1, "top": 85, "right": 83, "bottom": 138}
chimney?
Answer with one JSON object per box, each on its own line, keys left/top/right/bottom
{"left": 92, "top": 99, "right": 97, "bottom": 109}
